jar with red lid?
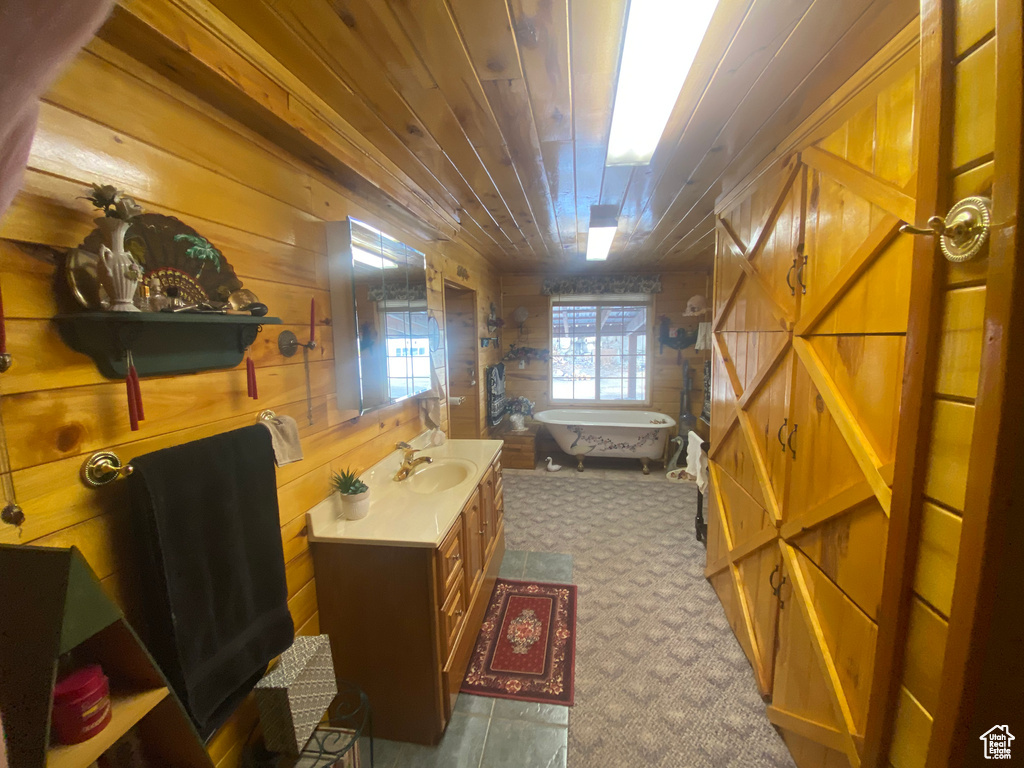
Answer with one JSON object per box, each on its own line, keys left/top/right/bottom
{"left": 51, "top": 665, "right": 111, "bottom": 744}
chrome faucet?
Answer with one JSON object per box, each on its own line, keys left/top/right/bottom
{"left": 394, "top": 442, "right": 433, "bottom": 481}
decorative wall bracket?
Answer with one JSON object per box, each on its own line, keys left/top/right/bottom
{"left": 54, "top": 312, "right": 281, "bottom": 378}
{"left": 278, "top": 329, "right": 317, "bottom": 357}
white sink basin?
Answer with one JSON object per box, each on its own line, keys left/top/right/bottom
{"left": 404, "top": 459, "right": 477, "bottom": 495}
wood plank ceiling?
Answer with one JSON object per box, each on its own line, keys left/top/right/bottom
{"left": 200, "top": 0, "right": 918, "bottom": 270}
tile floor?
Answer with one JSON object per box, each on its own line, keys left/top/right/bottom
{"left": 369, "top": 550, "right": 573, "bottom": 768}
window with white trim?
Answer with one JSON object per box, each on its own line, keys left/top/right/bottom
{"left": 383, "top": 306, "right": 430, "bottom": 400}
{"left": 550, "top": 299, "right": 649, "bottom": 402}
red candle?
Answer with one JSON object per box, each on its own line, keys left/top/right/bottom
{"left": 309, "top": 298, "right": 316, "bottom": 344}
{"left": 126, "top": 376, "right": 139, "bottom": 431}
{"left": 130, "top": 365, "right": 145, "bottom": 421}
{"left": 0, "top": 281, "right": 6, "bottom": 355}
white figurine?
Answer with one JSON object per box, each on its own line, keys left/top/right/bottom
{"left": 545, "top": 456, "right": 562, "bottom": 472}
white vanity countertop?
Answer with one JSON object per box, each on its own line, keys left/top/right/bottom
{"left": 306, "top": 437, "right": 503, "bottom": 548}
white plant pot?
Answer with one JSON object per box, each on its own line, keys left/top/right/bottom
{"left": 509, "top": 412, "right": 527, "bottom": 432}
{"left": 339, "top": 489, "right": 370, "bottom": 520}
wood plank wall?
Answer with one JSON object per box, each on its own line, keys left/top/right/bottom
{"left": 499, "top": 272, "right": 711, "bottom": 433}
{"left": 0, "top": 35, "right": 498, "bottom": 767}
{"left": 886, "top": 1, "right": 996, "bottom": 765}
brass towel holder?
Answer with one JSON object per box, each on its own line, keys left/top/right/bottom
{"left": 82, "top": 411, "right": 281, "bottom": 487}
{"left": 81, "top": 451, "right": 134, "bottom": 488}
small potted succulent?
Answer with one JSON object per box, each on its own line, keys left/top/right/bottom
{"left": 507, "top": 396, "right": 535, "bottom": 432}
{"left": 331, "top": 468, "right": 370, "bottom": 520}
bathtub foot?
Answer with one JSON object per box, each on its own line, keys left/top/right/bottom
{"left": 576, "top": 455, "right": 585, "bottom": 472}
{"left": 641, "top": 458, "right": 651, "bottom": 475}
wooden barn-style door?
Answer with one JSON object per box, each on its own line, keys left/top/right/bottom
{"left": 707, "top": 31, "right": 921, "bottom": 767}
{"left": 707, "top": 153, "right": 804, "bottom": 696}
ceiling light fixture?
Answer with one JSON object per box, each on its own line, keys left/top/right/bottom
{"left": 606, "top": 0, "right": 721, "bottom": 166}
{"left": 586, "top": 205, "right": 619, "bottom": 261}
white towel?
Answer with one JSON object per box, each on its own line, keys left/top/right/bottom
{"left": 685, "top": 430, "right": 709, "bottom": 494}
{"left": 258, "top": 415, "right": 304, "bottom": 466}
{"left": 695, "top": 321, "right": 712, "bottom": 351}
{"left": 419, "top": 363, "right": 447, "bottom": 429}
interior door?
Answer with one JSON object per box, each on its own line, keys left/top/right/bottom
{"left": 863, "top": 0, "right": 1024, "bottom": 764}
{"left": 704, "top": 463, "right": 782, "bottom": 696}
{"left": 444, "top": 283, "right": 481, "bottom": 439}
{"left": 715, "top": 156, "right": 805, "bottom": 334}
{"left": 766, "top": 50, "right": 920, "bottom": 768}
{"left": 706, "top": 158, "right": 807, "bottom": 695}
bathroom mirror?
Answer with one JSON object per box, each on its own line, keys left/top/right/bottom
{"left": 328, "top": 218, "right": 430, "bottom": 414}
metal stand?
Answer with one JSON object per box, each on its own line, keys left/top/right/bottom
{"left": 695, "top": 489, "right": 707, "bottom": 545}
{"left": 298, "top": 680, "right": 373, "bottom": 767}
{"left": 695, "top": 438, "right": 710, "bottom": 545}
{"left": 278, "top": 331, "right": 317, "bottom": 425}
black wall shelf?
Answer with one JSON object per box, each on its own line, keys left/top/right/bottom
{"left": 54, "top": 312, "right": 282, "bottom": 378}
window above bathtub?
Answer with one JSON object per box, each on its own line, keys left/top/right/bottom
{"left": 550, "top": 296, "right": 651, "bottom": 403}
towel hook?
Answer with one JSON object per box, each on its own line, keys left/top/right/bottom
{"left": 81, "top": 451, "right": 133, "bottom": 488}
{"left": 257, "top": 410, "right": 278, "bottom": 422}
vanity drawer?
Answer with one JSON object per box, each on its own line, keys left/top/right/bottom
{"left": 438, "top": 519, "right": 465, "bottom": 598}
{"left": 440, "top": 579, "right": 467, "bottom": 661}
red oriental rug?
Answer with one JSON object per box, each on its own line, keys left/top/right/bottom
{"left": 460, "top": 579, "right": 576, "bottom": 706}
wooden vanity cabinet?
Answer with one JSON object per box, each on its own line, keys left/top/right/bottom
{"left": 312, "top": 453, "right": 505, "bottom": 745}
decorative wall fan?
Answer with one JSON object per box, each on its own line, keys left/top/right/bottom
{"left": 67, "top": 214, "right": 243, "bottom": 309}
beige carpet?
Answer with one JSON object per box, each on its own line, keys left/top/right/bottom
{"left": 502, "top": 469, "right": 795, "bottom": 768}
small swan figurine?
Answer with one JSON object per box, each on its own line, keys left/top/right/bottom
{"left": 545, "top": 456, "right": 562, "bottom": 472}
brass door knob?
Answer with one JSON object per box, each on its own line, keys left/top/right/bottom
{"left": 900, "top": 196, "right": 992, "bottom": 262}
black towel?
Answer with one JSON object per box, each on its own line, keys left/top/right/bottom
{"left": 127, "top": 425, "right": 294, "bottom": 739}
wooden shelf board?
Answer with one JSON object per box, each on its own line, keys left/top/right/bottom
{"left": 47, "top": 687, "right": 169, "bottom": 768}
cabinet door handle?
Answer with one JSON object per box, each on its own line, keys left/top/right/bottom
{"left": 455, "top": 608, "right": 464, "bottom": 617}
{"left": 769, "top": 564, "right": 788, "bottom": 607}
{"left": 796, "top": 256, "right": 807, "bottom": 295}
{"left": 777, "top": 419, "right": 788, "bottom": 451}
{"left": 787, "top": 423, "right": 798, "bottom": 459}
{"left": 453, "top": 553, "right": 461, "bottom": 562}
{"left": 785, "top": 260, "right": 797, "bottom": 296}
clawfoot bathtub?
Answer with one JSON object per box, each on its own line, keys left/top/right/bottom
{"left": 534, "top": 409, "right": 676, "bottom": 474}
